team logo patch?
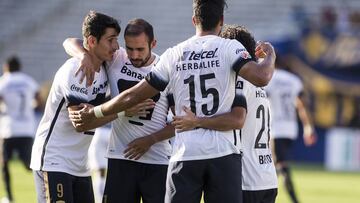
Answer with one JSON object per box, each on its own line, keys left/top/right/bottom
{"left": 236, "top": 49, "right": 251, "bottom": 59}
{"left": 236, "top": 81, "right": 244, "bottom": 89}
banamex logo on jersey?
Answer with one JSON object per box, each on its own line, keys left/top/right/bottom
{"left": 121, "top": 65, "right": 145, "bottom": 80}
{"left": 92, "top": 81, "right": 108, "bottom": 95}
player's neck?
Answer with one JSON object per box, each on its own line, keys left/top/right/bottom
{"left": 143, "top": 53, "right": 155, "bottom": 67}
{"left": 195, "top": 27, "right": 221, "bottom": 37}
{"left": 87, "top": 52, "right": 103, "bottom": 72}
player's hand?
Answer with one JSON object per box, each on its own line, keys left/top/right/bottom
{"left": 124, "top": 99, "right": 155, "bottom": 117}
{"left": 75, "top": 52, "right": 96, "bottom": 87}
{"left": 69, "top": 103, "right": 95, "bottom": 126}
{"left": 68, "top": 103, "right": 87, "bottom": 125}
{"left": 123, "top": 136, "right": 156, "bottom": 160}
{"left": 304, "top": 132, "right": 317, "bottom": 146}
{"left": 255, "top": 41, "right": 275, "bottom": 58}
{"left": 172, "top": 106, "right": 199, "bottom": 132}
{"left": 303, "top": 125, "right": 317, "bottom": 146}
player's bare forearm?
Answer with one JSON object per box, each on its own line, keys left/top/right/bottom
{"left": 124, "top": 124, "right": 174, "bottom": 160}
{"left": 69, "top": 104, "right": 117, "bottom": 132}
{"left": 296, "top": 97, "right": 317, "bottom": 145}
{"left": 197, "top": 107, "right": 246, "bottom": 131}
{"left": 101, "top": 79, "right": 159, "bottom": 116}
{"left": 71, "top": 113, "right": 117, "bottom": 132}
{"left": 239, "top": 42, "right": 275, "bottom": 87}
{"left": 63, "top": 38, "right": 86, "bottom": 58}
{"left": 80, "top": 114, "right": 117, "bottom": 131}
{"left": 173, "top": 106, "right": 246, "bottom": 132}
{"left": 296, "top": 97, "right": 313, "bottom": 131}
{"left": 63, "top": 37, "right": 96, "bottom": 86}
{"left": 148, "top": 123, "right": 175, "bottom": 143}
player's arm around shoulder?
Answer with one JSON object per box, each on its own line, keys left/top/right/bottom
{"left": 68, "top": 103, "right": 117, "bottom": 132}
{"left": 59, "top": 61, "right": 116, "bottom": 132}
{"left": 238, "top": 42, "right": 276, "bottom": 87}
{"left": 124, "top": 123, "right": 175, "bottom": 160}
{"left": 63, "top": 37, "right": 106, "bottom": 86}
{"left": 124, "top": 101, "right": 175, "bottom": 160}
{"left": 173, "top": 105, "right": 247, "bottom": 132}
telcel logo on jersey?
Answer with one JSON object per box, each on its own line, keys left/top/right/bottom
{"left": 70, "top": 84, "right": 88, "bottom": 95}
{"left": 177, "top": 48, "right": 220, "bottom": 71}
{"left": 181, "top": 48, "right": 218, "bottom": 61}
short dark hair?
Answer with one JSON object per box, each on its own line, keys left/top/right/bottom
{"left": 220, "top": 24, "right": 256, "bottom": 60}
{"left": 6, "top": 56, "right": 21, "bottom": 72}
{"left": 193, "top": 0, "right": 227, "bottom": 31}
{"left": 82, "top": 10, "right": 121, "bottom": 46}
{"left": 124, "top": 18, "right": 154, "bottom": 45}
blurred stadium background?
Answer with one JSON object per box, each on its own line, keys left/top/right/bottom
{"left": 0, "top": 0, "right": 360, "bottom": 202}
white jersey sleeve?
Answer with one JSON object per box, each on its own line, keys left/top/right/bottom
{"left": 88, "top": 124, "right": 111, "bottom": 170}
{"left": 145, "top": 48, "right": 173, "bottom": 91}
{"left": 226, "top": 40, "right": 253, "bottom": 73}
{"left": 235, "top": 77, "right": 277, "bottom": 190}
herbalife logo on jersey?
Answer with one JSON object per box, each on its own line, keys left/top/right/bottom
{"left": 181, "top": 48, "right": 218, "bottom": 61}
{"left": 176, "top": 48, "right": 220, "bottom": 72}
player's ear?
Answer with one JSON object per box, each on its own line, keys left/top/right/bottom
{"left": 219, "top": 15, "right": 224, "bottom": 26}
{"left": 150, "top": 39, "right": 157, "bottom": 49}
{"left": 87, "top": 35, "right": 97, "bottom": 48}
{"left": 192, "top": 15, "right": 197, "bottom": 27}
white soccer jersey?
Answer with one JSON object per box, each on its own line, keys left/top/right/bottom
{"left": 30, "top": 58, "right": 108, "bottom": 177}
{"left": 235, "top": 77, "right": 277, "bottom": 190}
{"left": 146, "top": 35, "right": 253, "bottom": 162}
{"left": 0, "top": 72, "right": 39, "bottom": 138}
{"left": 265, "top": 69, "right": 303, "bottom": 140}
{"left": 106, "top": 48, "right": 172, "bottom": 165}
{"left": 89, "top": 124, "right": 111, "bottom": 170}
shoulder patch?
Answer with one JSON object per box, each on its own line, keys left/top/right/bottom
{"left": 236, "top": 81, "right": 244, "bottom": 89}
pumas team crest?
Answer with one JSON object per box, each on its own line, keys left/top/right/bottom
{"left": 235, "top": 48, "right": 251, "bottom": 59}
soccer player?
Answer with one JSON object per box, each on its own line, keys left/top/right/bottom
{"left": 221, "top": 25, "right": 278, "bottom": 203}
{"left": 265, "top": 58, "right": 317, "bottom": 203}
{"left": 0, "top": 56, "right": 40, "bottom": 203}
{"left": 88, "top": 124, "right": 111, "bottom": 203}
{"left": 172, "top": 24, "right": 279, "bottom": 203}
{"left": 72, "top": 0, "right": 276, "bottom": 202}
{"left": 30, "top": 11, "right": 120, "bottom": 203}
{"left": 64, "top": 18, "right": 175, "bottom": 203}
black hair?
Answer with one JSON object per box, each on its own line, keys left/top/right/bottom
{"left": 6, "top": 56, "right": 21, "bottom": 72}
{"left": 82, "top": 10, "right": 121, "bottom": 46}
{"left": 220, "top": 24, "right": 256, "bottom": 60}
{"left": 193, "top": 0, "right": 227, "bottom": 31}
{"left": 124, "top": 18, "right": 154, "bottom": 45}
